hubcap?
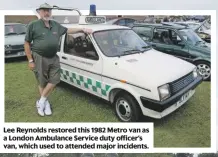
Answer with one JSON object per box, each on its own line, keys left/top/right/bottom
{"left": 197, "top": 64, "right": 211, "bottom": 80}
{"left": 116, "top": 98, "right": 132, "bottom": 122}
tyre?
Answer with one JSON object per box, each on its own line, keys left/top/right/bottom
{"left": 195, "top": 61, "right": 211, "bottom": 81}
{"left": 114, "top": 92, "right": 142, "bottom": 122}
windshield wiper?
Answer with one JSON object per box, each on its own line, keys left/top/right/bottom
{"left": 122, "top": 49, "right": 142, "bottom": 55}
{"left": 138, "top": 45, "right": 151, "bottom": 53}
{"left": 141, "top": 45, "right": 151, "bottom": 49}
{"left": 5, "top": 32, "right": 18, "bottom": 35}
{"left": 142, "top": 45, "right": 150, "bottom": 48}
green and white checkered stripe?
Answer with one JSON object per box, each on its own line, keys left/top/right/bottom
{"left": 60, "top": 68, "right": 111, "bottom": 96}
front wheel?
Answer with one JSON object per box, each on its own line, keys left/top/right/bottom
{"left": 195, "top": 61, "right": 211, "bottom": 81}
{"left": 114, "top": 92, "right": 142, "bottom": 122}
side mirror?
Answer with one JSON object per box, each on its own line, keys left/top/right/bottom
{"left": 85, "top": 51, "right": 98, "bottom": 60}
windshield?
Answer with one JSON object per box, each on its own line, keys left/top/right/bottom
{"left": 187, "top": 23, "right": 200, "bottom": 30}
{"left": 5, "top": 24, "right": 27, "bottom": 35}
{"left": 200, "top": 21, "right": 211, "bottom": 31}
{"left": 93, "top": 29, "right": 150, "bottom": 57}
{"left": 179, "top": 28, "right": 203, "bottom": 45}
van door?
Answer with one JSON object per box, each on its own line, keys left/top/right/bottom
{"left": 60, "top": 32, "right": 103, "bottom": 97}
{"left": 151, "top": 28, "right": 191, "bottom": 62}
{"left": 58, "top": 34, "right": 80, "bottom": 84}
{"left": 169, "top": 29, "right": 192, "bottom": 62}
{"left": 151, "top": 27, "right": 174, "bottom": 54}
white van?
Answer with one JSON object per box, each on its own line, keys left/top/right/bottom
{"left": 55, "top": 15, "right": 202, "bottom": 122}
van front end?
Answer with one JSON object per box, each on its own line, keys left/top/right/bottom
{"left": 139, "top": 72, "right": 202, "bottom": 119}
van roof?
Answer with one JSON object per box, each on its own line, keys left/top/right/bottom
{"left": 62, "top": 23, "right": 131, "bottom": 32}
{"left": 132, "top": 22, "right": 187, "bottom": 29}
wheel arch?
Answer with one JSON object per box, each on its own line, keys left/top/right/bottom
{"left": 193, "top": 59, "right": 211, "bottom": 65}
{"left": 193, "top": 59, "right": 211, "bottom": 81}
{"left": 108, "top": 87, "right": 139, "bottom": 105}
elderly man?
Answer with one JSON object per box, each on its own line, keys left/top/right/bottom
{"left": 24, "top": 3, "right": 92, "bottom": 116}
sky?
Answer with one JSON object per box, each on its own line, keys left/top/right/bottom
{"left": 0, "top": 0, "right": 217, "bottom": 10}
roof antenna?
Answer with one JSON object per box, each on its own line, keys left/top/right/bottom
{"left": 52, "top": 5, "right": 82, "bottom": 16}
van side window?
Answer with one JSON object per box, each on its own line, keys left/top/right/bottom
{"left": 64, "top": 33, "right": 99, "bottom": 60}
{"left": 58, "top": 36, "right": 62, "bottom": 52}
{"left": 126, "top": 19, "right": 136, "bottom": 26}
{"left": 170, "top": 30, "right": 182, "bottom": 45}
{"left": 116, "top": 19, "right": 125, "bottom": 26}
{"left": 153, "top": 28, "right": 183, "bottom": 45}
{"left": 153, "top": 28, "right": 173, "bottom": 45}
{"left": 132, "top": 26, "right": 152, "bottom": 41}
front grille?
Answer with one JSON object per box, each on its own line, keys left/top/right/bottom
{"left": 11, "top": 44, "right": 24, "bottom": 50}
{"left": 5, "top": 44, "right": 24, "bottom": 55}
{"left": 170, "top": 72, "right": 194, "bottom": 95}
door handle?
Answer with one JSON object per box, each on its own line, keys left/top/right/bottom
{"left": 62, "top": 56, "right": 67, "bottom": 60}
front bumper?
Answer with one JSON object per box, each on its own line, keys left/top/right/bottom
{"left": 140, "top": 76, "right": 202, "bottom": 115}
{"left": 5, "top": 51, "right": 26, "bottom": 58}
{"left": 204, "top": 38, "right": 211, "bottom": 43}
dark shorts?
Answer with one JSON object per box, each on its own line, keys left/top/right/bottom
{"left": 32, "top": 52, "right": 61, "bottom": 88}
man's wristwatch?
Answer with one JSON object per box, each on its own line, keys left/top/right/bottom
{"left": 29, "top": 59, "right": 34, "bottom": 63}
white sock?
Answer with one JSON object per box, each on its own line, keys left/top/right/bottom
{"left": 39, "top": 96, "right": 47, "bottom": 104}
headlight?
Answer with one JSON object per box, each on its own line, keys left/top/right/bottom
{"left": 193, "top": 68, "right": 198, "bottom": 78}
{"left": 199, "top": 33, "right": 210, "bottom": 39}
{"left": 206, "top": 34, "right": 211, "bottom": 38}
{"left": 158, "top": 84, "right": 170, "bottom": 101}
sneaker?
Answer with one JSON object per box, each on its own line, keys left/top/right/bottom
{"left": 45, "top": 100, "right": 52, "bottom": 116}
{"left": 36, "top": 100, "right": 45, "bottom": 116}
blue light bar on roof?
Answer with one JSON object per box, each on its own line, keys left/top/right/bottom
{"left": 89, "top": 4, "right": 96, "bottom": 16}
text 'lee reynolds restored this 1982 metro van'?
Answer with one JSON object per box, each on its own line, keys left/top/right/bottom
{"left": 52, "top": 14, "right": 202, "bottom": 122}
